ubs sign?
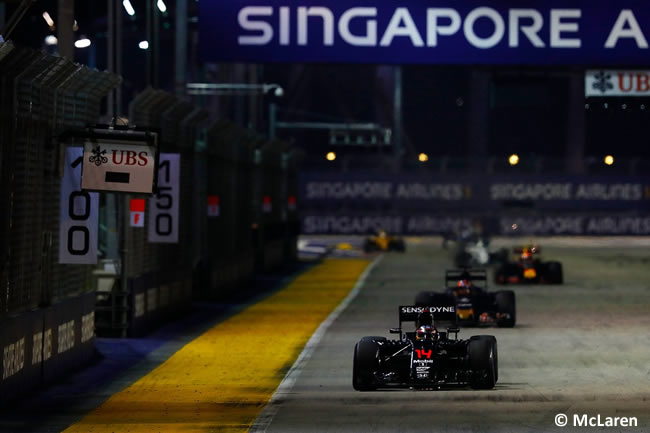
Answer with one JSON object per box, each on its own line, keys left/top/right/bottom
{"left": 81, "top": 140, "right": 158, "bottom": 194}
{"left": 585, "top": 70, "right": 650, "bottom": 97}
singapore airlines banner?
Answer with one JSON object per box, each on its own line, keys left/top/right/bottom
{"left": 200, "top": 1, "right": 650, "bottom": 64}
{"left": 298, "top": 173, "right": 650, "bottom": 235}
{"left": 300, "top": 173, "right": 650, "bottom": 210}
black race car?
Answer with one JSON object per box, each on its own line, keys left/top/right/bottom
{"left": 352, "top": 305, "right": 498, "bottom": 391}
{"left": 495, "top": 245, "right": 563, "bottom": 285}
{"left": 415, "top": 269, "right": 516, "bottom": 327}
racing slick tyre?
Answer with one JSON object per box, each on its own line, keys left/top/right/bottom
{"left": 494, "top": 263, "right": 521, "bottom": 285}
{"left": 414, "top": 292, "right": 455, "bottom": 307}
{"left": 467, "top": 336, "right": 498, "bottom": 389}
{"left": 495, "top": 291, "right": 516, "bottom": 328}
{"left": 388, "top": 239, "right": 406, "bottom": 252}
{"left": 353, "top": 339, "right": 380, "bottom": 391}
{"left": 544, "top": 261, "right": 563, "bottom": 284}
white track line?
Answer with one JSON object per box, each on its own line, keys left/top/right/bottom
{"left": 249, "top": 255, "right": 384, "bottom": 433}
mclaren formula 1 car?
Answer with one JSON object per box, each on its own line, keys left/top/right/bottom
{"left": 495, "top": 245, "right": 563, "bottom": 284}
{"left": 415, "top": 269, "right": 516, "bottom": 327}
{"left": 353, "top": 305, "right": 498, "bottom": 391}
{"left": 363, "top": 229, "right": 406, "bottom": 253}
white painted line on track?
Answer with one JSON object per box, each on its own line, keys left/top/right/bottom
{"left": 249, "top": 254, "right": 384, "bottom": 433}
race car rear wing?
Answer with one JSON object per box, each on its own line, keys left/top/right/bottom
{"left": 445, "top": 268, "right": 487, "bottom": 288}
{"left": 514, "top": 245, "right": 540, "bottom": 254}
{"left": 392, "top": 305, "right": 458, "bottom": 336}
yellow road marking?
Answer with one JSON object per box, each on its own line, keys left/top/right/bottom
{"left": 64, "top": 258, "right": 369, "bottom": 433}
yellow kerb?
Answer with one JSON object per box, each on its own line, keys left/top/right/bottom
{"left": 64, "top": 258, "right": 369, "bottom": 433}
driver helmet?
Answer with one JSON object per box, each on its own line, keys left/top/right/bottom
{"left": 456, "top": 278, "right": 471, "bottom": 295}
{"left": 416, "top": 325, "right": 438, "bottom": 341}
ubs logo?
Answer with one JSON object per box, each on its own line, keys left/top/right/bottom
{"left": 89, "top": 146, "right": 108, "bottom": 166}
{"left": 89, "top": 146, "right": 150, "bottom": 167}
{"left": 592, "top": 71, "right": 614, "bottom": 93}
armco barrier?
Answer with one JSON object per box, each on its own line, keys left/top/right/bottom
{"left": 0, "top": 292, "right": 96, "bottom": 404}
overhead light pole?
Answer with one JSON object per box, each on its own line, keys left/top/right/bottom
{"left": 186, "top": 83, "right": 284, "bottom": 139}
{"left": 107, "top": 0, "right": 122, "bottom": 116}
{"left": 57, "top": 0, "right": 74, "bottom": 59}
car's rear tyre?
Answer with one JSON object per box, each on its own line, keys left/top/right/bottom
{"left": 544, "top": 261, "right": 563, "bottom": 284}
{"left": 353, "top": 339, "right": 380, "bottom": 391}
{"left": 468, "top": 336, "right": 497, "bottom": 389}
{"left": 363, "top": 240, "right": 377, "bottom": 253}
{"left": 389, "top": 239, "right": 406, "bottom": 252}
{"left": 495, "top": 291, "right": 516, "bottom": 328}
{"left": 494, "top": 263, "right": 521, "bottom": 285}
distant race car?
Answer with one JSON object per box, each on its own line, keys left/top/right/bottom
{"left": 363, "top": 229, "right": 406, "bottom": 253}
{"left": 495, "top": 245, "right": 563, "bottom": 284}
{"left": 352, "top": 305, "right": 498, "bottom": 391}
{"left": 415, "top": 269, "right": 516, "bottom": 327}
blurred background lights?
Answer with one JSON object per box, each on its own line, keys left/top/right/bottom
{"left": 74, "top": 38, "right": 91, "bottom": 48}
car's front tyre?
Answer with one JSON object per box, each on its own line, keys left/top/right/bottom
{"left": 495, "top": 291, "right": 516, "bottom": 328}
{"left": 467, "top": 336, "right": 497, "bottom": 389}
{"left": 352, "top": 338, "right": 380, "bottom": 391}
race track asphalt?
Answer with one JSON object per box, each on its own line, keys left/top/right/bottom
{"left": 263, "top": 238, "right": 650, "bottom": 433}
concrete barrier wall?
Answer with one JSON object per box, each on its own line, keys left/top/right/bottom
{"left": 128, "top": 271, "right": 193, "bottom": 337}
{"left": 0, "top": 292, "right": 95, "bottom": 404}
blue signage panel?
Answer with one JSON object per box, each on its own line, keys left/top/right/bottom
{"left": 200, "top": 0, "right": 650, "bottom": 65}
{"left": 300, "top": 212, "right": 650, "bottom": 235}
{"left": 299, "top": 172, "right": 650, "bottom": 210}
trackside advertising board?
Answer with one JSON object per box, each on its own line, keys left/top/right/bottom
{"left": 300, "top": 213, "right": 650, "bottom": 236}
{"left": 300, "top": 173, "right": 650, "bottom": 211}
{"left": 585, "top": 70, "right": 650, "bottom": 97}
{"left": 200, "top": 1, "right": 650, "bottom": 65}
{"left": 298, "top": 172, "right": 650, "bottom": 235}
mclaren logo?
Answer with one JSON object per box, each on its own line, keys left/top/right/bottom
{"left": 401, "top": 306, "right": 456, "bottom": 314}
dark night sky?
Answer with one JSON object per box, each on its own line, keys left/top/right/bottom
{"left": 5, "top": 0, "right": 650, "bottom": 162}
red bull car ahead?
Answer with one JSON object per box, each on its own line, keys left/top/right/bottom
{"left": 495, "top": 245, "right": 563, "bottom": 284}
